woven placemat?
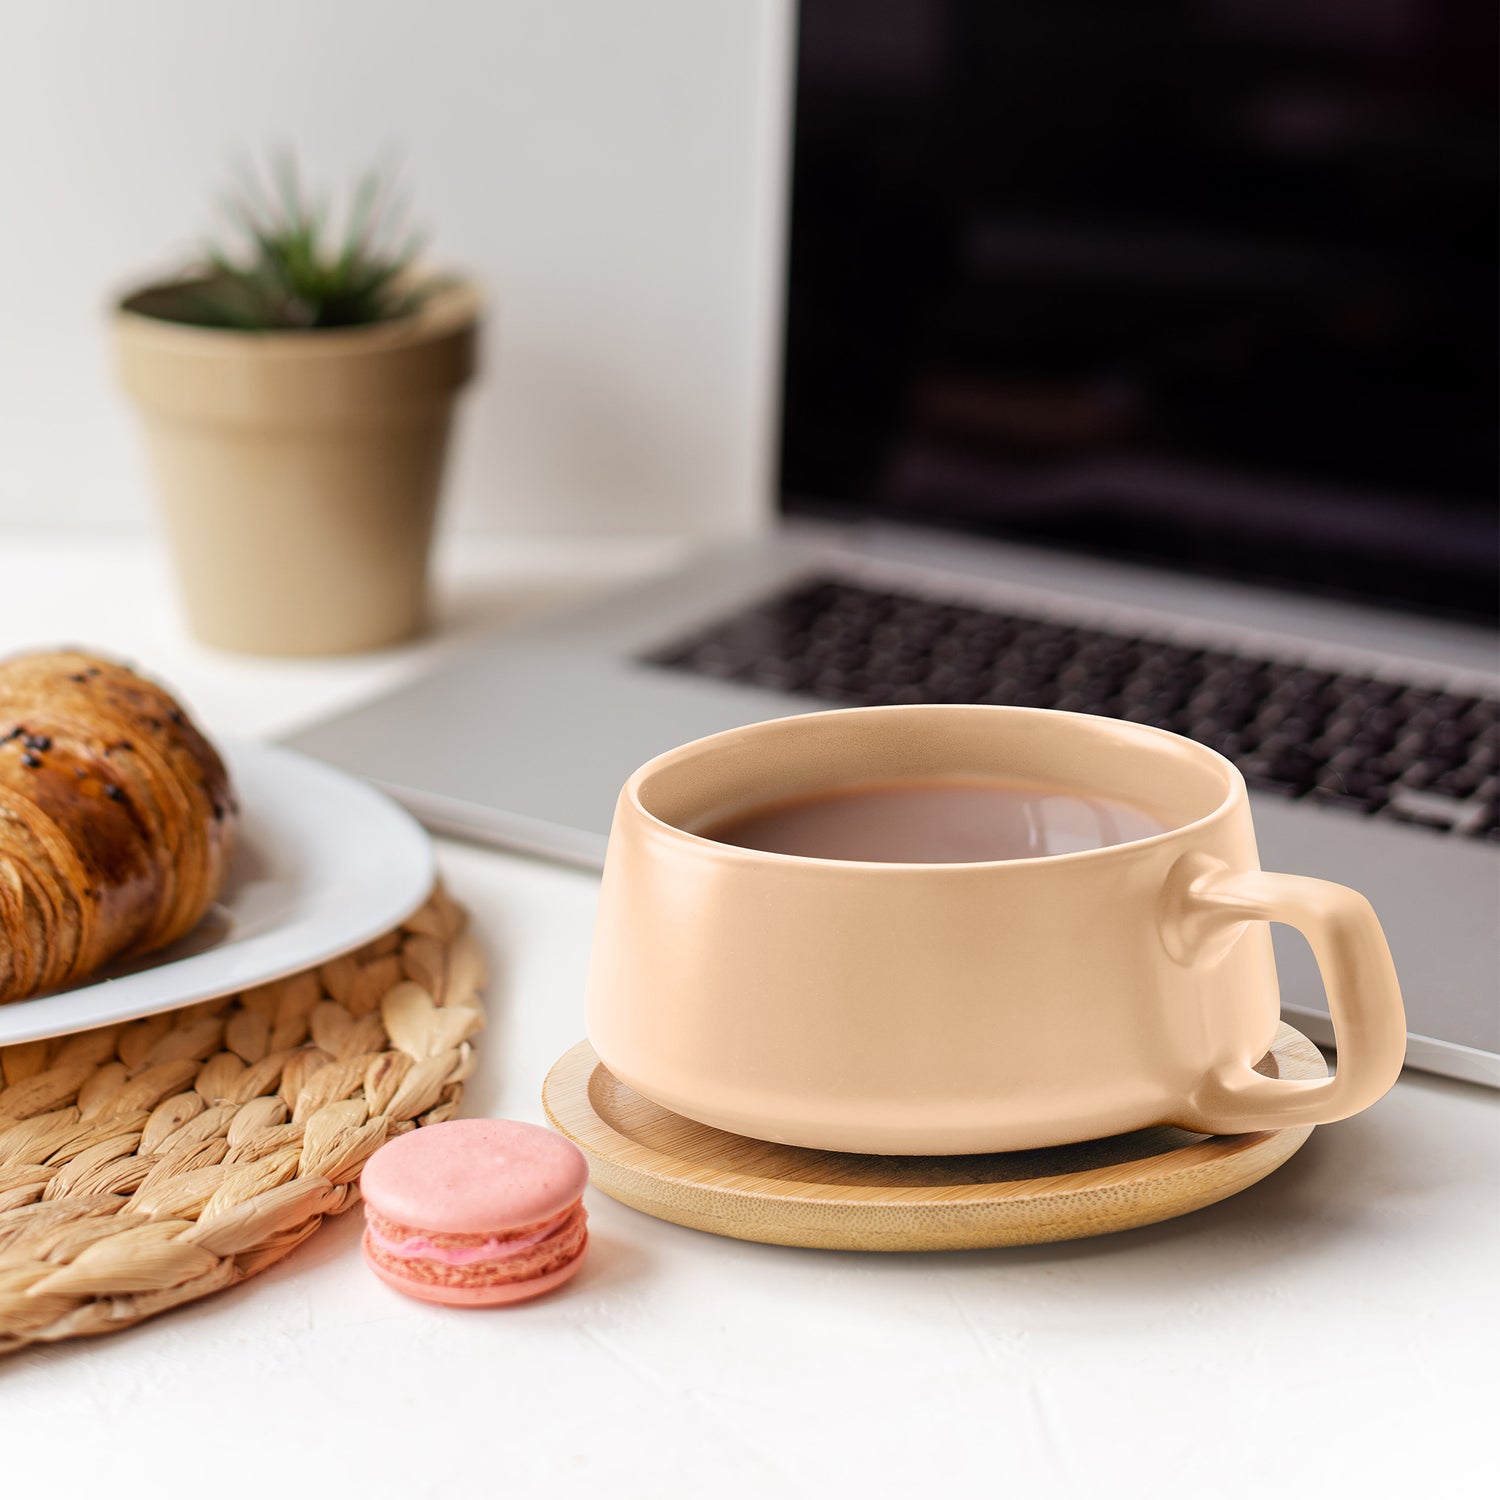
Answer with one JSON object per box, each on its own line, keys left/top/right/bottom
{"left": 0, "top": 885, "right": 483, "bottom": 1354}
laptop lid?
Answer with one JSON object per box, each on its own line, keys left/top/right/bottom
{"left": 777, "top": 0, "right": 1499, "bottom": 625}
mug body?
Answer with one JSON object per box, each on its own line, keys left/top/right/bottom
{"left": 585, "top": 705, "right": 1279, "bottom": 1154}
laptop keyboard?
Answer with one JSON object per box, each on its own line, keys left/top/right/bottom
{"left": 642, "top": 577, "right": 1500, "bottom": 842}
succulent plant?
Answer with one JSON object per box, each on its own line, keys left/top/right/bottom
{"left": 162, "top": 153, "right": 435, "bottom": 331}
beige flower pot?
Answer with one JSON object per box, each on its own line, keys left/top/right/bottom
{"left": 114, "top": 281, "right": 480, "bottom": 656}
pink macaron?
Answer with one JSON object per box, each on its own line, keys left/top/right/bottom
{"left": 360, "top": 1118, "right": 589, "bottom": 1306}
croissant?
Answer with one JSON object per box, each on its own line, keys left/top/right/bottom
{"left": 0, "top": 651, "right": 237, "bottom": 1004}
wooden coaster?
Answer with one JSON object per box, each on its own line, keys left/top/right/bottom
{"left": 0, "top": 886, "right": 483, "bottom": 1355}
{"left": 543, "top": 1022, "right": 1326, "bottom": 1251}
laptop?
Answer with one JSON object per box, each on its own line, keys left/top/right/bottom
{"left": 287, "top": 0, "right": 1499, "bottom": 1087}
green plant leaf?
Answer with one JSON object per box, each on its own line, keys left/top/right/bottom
{"left": 174, "top": 150, "right": 435, "bottom": 330}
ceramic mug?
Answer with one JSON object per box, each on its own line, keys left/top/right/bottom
{"left": 585, "top": 705, "right": 1407, "bottom": 1154}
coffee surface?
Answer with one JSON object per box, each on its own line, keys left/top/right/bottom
{"left": 702, "top": 779, "right": 1167, "bottom": 863}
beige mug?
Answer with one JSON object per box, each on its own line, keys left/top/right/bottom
{"left": 585, "top": 705, "right": 1407, "bottom": 1154}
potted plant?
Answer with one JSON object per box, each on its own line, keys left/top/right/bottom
{"left": 113, "top": 157, "right": 480, "bottom": 655}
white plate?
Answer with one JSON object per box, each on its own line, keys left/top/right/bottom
{"left": 0, "top": 740, "right": 435, "bottom": 1046}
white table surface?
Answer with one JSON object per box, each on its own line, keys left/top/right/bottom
{"left": 1, "top": 532, "right": 1494, "bottom": 1499}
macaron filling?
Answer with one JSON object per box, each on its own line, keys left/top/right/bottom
{"left": 362, "top": 1200, "right": 588, "bottom": 1290}
{"left": 364, "top": 1203, "right": 582, "bottom": 1266}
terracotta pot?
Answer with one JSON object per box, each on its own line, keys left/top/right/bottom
{"left": 113, "top": 281, "right": 480, "bottom": 655}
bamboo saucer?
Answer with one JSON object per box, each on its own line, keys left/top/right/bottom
{"left": 542, "top": 1022, "right": 1326, "bottom": 1251}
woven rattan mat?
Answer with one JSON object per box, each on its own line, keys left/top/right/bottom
{"left": 0, "top": 885, "right": 482, "bottom": 1354}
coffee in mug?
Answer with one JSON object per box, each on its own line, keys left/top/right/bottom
{"left": 702, "top": 779, "right": 1167, "bottom": 863}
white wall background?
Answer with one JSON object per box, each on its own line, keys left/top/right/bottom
{"left": 0, "top": 0, "right": 792, "bottom": 536}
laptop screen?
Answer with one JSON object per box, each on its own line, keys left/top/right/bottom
{"left": 778, "top": 0, "right": 1499, "bottom": 624}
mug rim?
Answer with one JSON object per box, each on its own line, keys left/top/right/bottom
{"left": 624, "top": 703, "right": 1247, "bottom": 871}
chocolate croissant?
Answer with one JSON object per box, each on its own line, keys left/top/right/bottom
{"left": 0, "top": 651, "right": 237, "bottom": 1003}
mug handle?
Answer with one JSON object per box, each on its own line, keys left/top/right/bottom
{"left": 1165, "top": 854, "right": 1407, "bottom": 1133}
